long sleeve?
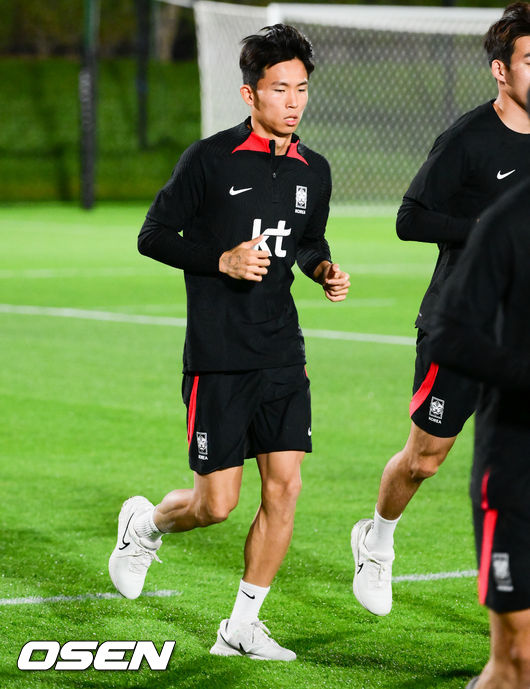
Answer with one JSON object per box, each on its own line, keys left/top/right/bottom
{"left": 138, "top": 141, "right": 222, "bottom": 274}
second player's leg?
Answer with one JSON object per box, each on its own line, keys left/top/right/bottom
{"left": 376, "top": 421, "right": 456, "bottom": 520}
{"left": 351, "top": 422, "right": 456, "bottom": 616}
{"left": 243, "top": 450, "right": 305, "bottom": 587}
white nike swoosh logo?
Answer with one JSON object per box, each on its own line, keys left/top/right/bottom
{"left": 229, "top": 186, "right": 252, "bottom": 196}
{"left": 497, "top": 169, "right": 515, "bottom": 180}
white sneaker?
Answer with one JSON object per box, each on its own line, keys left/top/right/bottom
{"left": 108, "top": 496, "right": 162, "bottom": 599}
{"left": 351, "top": 518, "right": 393, "bottom": 616}
{"left": 210, "top": 619, "right": 296, "bottom": 661}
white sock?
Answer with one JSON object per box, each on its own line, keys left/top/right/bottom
{"left": 365, "top": 508, "right": 400, "bottom": 556}
{"left": 227, "top": 580, "right": 270, "bottom": 633}
{"left": 133, "top": 507, "right": 163, "bottom": 543}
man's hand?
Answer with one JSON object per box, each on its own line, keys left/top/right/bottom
{"left": 219, "top": 235, "right": 271, "bottom": 281}
{"left": 314, "top": 261, "right": 350, "bottom": 302}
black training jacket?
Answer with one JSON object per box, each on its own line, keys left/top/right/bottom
{"left": 138, "top": 118, "right": 332, "bottom": 372}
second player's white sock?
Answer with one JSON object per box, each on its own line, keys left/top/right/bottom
{"left": 365, "top": 508, "right": 400, "bottom": 556}
{"left": 227, "top": 580, "right": 270, "bottom": 633}
{"left": 133, "top": 507, "right": 163, "bottom": 543}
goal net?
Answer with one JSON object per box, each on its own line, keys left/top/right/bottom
{"left": 194, "top": 1, "right": 503, "bottom": 206}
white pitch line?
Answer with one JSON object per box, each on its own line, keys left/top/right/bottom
{"left": 0, "top": 304, "right": 415, "bottom": 347}
{"left": 393, "top": 569, "right": 477, "bottom": 583}
{"left": 0, "top": 589, "right": 182, "bottom": 606}
{"left": 0, "top": 304, "right": 187, "bottom": 328}
{"left": 0, "top": 572, "right": 477, "bottom": 606}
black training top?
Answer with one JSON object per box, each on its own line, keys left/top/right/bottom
{"left": 431, "top": 179, "right": 530, "bottom": 510}
{"left": 397, "top": 100, "right": 530, "bottom": 333}
{"left": 138, "top": 118, "right": 332, "bottom": 373}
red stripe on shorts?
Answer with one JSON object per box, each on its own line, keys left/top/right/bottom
{"left": 478, "top": 469, "right": 498, "bottom": 606}
{"left": 187, "top": 375, "right": 199, "bottom": 447}
{"left": 409, "top": 362, "right": 439, "bottom": 417}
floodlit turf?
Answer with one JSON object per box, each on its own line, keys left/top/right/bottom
{"left": 1, "top": 204, "right": 486, "bottom": 688}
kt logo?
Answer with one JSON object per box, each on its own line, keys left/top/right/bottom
{"left": 251, "top": 219, "right": 291, "bottom": 257}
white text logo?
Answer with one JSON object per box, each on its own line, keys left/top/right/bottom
{"left": 18, "top": 640, "right": 175, "bottom": 671}
{"left": 251, "top": 219, "right": 291, "bottom": 257}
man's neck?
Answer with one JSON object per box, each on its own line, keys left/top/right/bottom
{"left": 493, "top": 93, "right": 530, "bottom": 134}
{"left": 250, "top": 118, "right": 293, "bottom": 155}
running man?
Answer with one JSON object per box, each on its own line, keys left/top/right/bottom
{"left": 109, "top": 24, "right": 350, "bottom": 660}
{"left": 351, "top": 2, "right": 530, "bottom": 617}
{"left": 431, "top": 94, "right": 530, "bottom": 688}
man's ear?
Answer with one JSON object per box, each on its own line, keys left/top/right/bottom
{"left": 491, "top": 58, "right": 508, "bottom": 85}
{"left": 240, "top": 84, "right": 255, "bottom": 107}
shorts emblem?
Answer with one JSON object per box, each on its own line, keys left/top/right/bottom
{"left": 492, "top": 553, "right": 514, "bottom": 592}
{"left": 196, "top": 432, "right": 208, "bottom": 460}
{"left": 429, "top": 396, "right": 445, "bottom": 424}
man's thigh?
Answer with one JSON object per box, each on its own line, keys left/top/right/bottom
{"left": 249, "top": 365, "right": 312, "bottom": 457}
{"left": 183, "top": 371, "right": 263, "bottom": 475}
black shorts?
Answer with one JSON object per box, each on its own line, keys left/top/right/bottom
{"left": 182, "top": 365, "right": 311, "bottom": 475}
{"left": 473, "top": 471, "right": 530, "bottom": 613}
{"left": 410, "top": 330, "right": 479, "bottom": 438}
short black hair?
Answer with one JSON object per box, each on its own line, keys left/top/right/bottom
{"left": 240, "top": 24, "right": 314, "bottom": 90}
{"left": 484, "top": 2, "right": 530, "bottom": 67}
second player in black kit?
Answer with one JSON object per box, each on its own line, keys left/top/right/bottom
{"left": 351, "top": 2, "right": 530, "bottom": 620}
{"left": 403, "top": 98, "right": 530, "bottom": 435}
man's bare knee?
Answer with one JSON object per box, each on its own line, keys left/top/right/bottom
{"left": 262, "top": 477, "right": 302, "bottom": 511}
{"left": 194, "top": 495, "right": 238, "bottom": 526}
{"left": 405, "top": 426, "right": 455, "bottom": 483}
{"left": 408, "top": 453, "right": 446, "bottom": 482}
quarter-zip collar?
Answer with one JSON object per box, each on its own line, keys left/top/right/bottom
{"left": 232, "top": 118, "right": 308, "bottom": 165}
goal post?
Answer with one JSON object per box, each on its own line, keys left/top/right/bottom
{"left": 194, "top": 1, "right": 503, "bottom": 206}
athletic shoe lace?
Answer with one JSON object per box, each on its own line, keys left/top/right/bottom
{"left": 250, "top": 620, "right": 281, "bottom": 648}
{"left": 129, "top": 547, "right": 162, "bottom": 575}
{"left": 366, "top": 555, "right": 391, "bottom": 586}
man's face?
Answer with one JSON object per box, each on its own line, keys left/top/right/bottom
{"left": 503, "top": 35, "right": 530, "bottom": 109}
{"left": 249, "top": 58, "right": 309, "bottom": 137}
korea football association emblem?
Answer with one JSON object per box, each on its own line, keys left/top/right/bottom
{"left": 295, "top": 185, "right": 307, "bottom": 214}
{"left": 196, "top": 432, "right": 208, "bottom": 460}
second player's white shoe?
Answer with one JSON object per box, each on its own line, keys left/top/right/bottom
{"left": 108, "top": 496, "right": 162, "bottom": 599}
{"left": 210, "top": 619, "right": 296, "bottom": 661}
{"left": 351, "top": 518, "right": 393, "bottom": 616}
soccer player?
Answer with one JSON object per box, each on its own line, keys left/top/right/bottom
{"left": 430, "top": 101, "right": 530, "bottom": 688}
{"left": 108, "top": 24, "right": 350, "bottom": 660}
{"left": 351, "top": 2, "right": 530, "bottom": 617}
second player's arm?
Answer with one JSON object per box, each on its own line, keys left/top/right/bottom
{"left": 397, "top": 132, "right": 474, "bottom": 245}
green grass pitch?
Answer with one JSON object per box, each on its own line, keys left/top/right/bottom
{"left": 1, "top": 203, "right": 486, "bottom": 688}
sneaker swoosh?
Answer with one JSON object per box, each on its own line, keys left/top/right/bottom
{"left": 357, "top": 563, "right": 364, "bottom": 574}
{"left": 118, "top": 514, "right": 134, "bottom": 550}
{"left": 219, "top": 623, "right": 247, "bottom": 655}
{"left": 241, "top": 590, "right": 256, "bottom": 599}
{"left": 497, "top": 169, "right": 515, "bottom": 180}
{"left": 229, "top": 186, "right": 252, "bottom": 196}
